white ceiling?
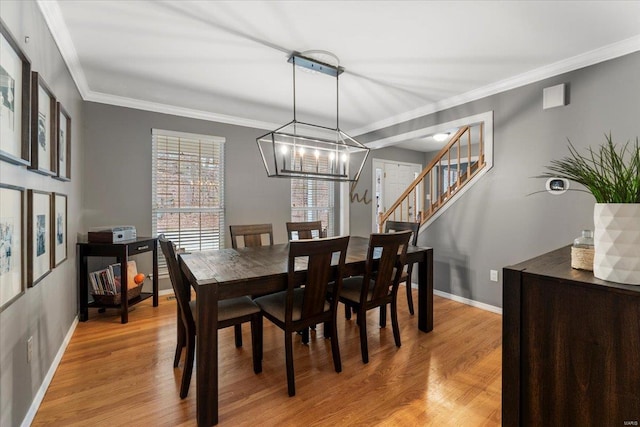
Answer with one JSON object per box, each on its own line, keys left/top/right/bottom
{"left": 41, "top": 1, "right": 640, "bottom": 148}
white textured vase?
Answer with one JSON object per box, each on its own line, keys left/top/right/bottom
{"left": 593, "top": 203, "right": 640, "bottom": 285}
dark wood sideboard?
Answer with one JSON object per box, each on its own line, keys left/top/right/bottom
{"left": 503, "top": 246, "right": 640, "bottom": 426}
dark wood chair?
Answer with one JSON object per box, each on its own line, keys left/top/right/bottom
{"left": 230, "top": 223, "right": 274, "bottom": 249}
{"left": 230, "top": 222, "right": 275, "bottom": 305}
{"left": 286, "top": 221, "right": 325, "bottom": 336}
{"left": 286, "top": 221, "right": 324, "bottom": 240}
{"left": 254, "top": 235, "right": 350, "bottom": 396}
{"left": 159, "top": 235, "right": 263, "bottom": 399}
{"left": 384, "top": 220, "right": 420, "bottom": 316}
{"left": 339, "top": 230, "right": 412, "bottom": 364}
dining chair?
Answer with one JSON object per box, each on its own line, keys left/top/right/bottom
{"left": 254, "top": 235, "right": 350, "bottom": 397}
{"left": 230, "top": 223, "right": 275, "bottom": 306}
{"left": 286, "top": 220, "right": 325, "bottom": 338}
{"left": 286, "top": 220, "right": 324, "bottom": 240}
{"left": 159, "top": 235, "right": 263, "bottom": 399}
{"left": 384, "top": 220, "right": 420, "bottom": 316}
{"left": 230, "top": 223, "right": 274, "bottom": 249}
{"left": 339, "top": 230, "right": 412, "bottom": 364}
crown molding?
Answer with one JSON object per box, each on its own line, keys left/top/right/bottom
{"left": 36, "top": 0, "right": 90, "bottom": 99}
{"left": 36, "top": 0, "right": 279, "bottom": 131}
{"left": 350, "top": 35, "right": 640, "bottom": 136}
{"left": 86, "top": 91, "right": 279, "bottom": 131}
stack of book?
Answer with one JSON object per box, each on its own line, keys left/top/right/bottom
{"left": 89, "top": 263, "right": 123, "bottom": 295}
{"left": 90, "top": 260, "right": 141, "bottom": 293}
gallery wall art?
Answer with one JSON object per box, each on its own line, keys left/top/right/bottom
{"left": 28, "top": 72, "right": 56, "bottom": 176}
{"left": 52, "top": 192, "right": 67, "bottom": 266}
{"left": 27, "top": 189, "right": 51, "bottom": 287}
{"left": 0, "top": 184, "right": 25, "bottom": 311}
{"left": 55, "top": 103, "right": 71, "bottom": 181}
{"left": 0, "top": 19, "right": 31, "bottom": 166}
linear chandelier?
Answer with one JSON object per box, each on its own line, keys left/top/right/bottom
{"left": 257, "top": 51, "right": 370, "bottom": 182}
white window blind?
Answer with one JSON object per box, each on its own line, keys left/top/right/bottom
{"left": 152, "top": 129, "right": 225, "bottom": 270}
{"left": 291, "top": 154, "right": 334, "bottom": 236}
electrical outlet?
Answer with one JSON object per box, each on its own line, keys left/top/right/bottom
{"left": 27, "top": 336, "right": 33, "bottom": 364}
{"left": 490, "top": 270, "right": 499, "bottom": 282}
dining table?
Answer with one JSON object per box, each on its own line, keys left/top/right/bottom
{"left": 178, "top": 235, "right": 433, "bottom": 426}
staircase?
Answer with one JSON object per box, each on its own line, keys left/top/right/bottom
{"left": 378, "top": 122, "right": 488, "bottom": 232}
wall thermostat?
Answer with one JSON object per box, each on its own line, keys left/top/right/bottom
{"left": 545, "top": 178, "right": 569, "bottom": 195}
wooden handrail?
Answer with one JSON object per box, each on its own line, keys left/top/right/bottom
{"left": 377, "top": 124, "right": 486, "bottom": 232}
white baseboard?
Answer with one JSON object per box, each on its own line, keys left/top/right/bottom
{"left": 408, "top": 282, "right": 502, "bottom": 315}
{"left": 432, "top": 288, "right": 502, "bottom": 315}
{"left": 21, "top": 316, "right": 79, "bottom": 427}
{"left": 158, "top": 288, "right": 174, "bottom": 297}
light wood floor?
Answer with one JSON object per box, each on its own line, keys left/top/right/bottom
{"left": 33, "top": 288, "right": 502, "bottom": 426}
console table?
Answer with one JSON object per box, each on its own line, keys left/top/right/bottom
{"left": 502, "top": 245, "right": 640, "bottom": 426}
{"left": 77, "top": 237, "right": 159, "bottom": 324}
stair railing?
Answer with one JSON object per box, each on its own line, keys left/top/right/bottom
{"left": 378, "top": 123, "right": 485, "bottom": 231}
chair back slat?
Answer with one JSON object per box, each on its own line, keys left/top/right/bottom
{"left": 365, "top": 231, "right": 412, "bottom": 301}
{"left": 288, "top": 236, "right": 350, "bottom": 322}
{"left": 286, "top": 221, "right": 324, "bottom": 240}
{"left": 230, "top": 223, "right": 274, "bottom": 249}
{"left": 159, "top": 235, "right": 195, "bottom": 330}
{"left": 384, "top": 220, "right": 419, "bottom": 245}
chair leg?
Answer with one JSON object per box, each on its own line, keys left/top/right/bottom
{"left": 391, "top": 299, "right": 401, "bottom": 347}
{"left": 379, "top": 305, "right": 387, "bottom": 328}
{"left": 234, "top": 324, "right": 243, "bottom": 347}
{"left": 174, "top": 324, "right": 185, "bottom": 368}
{"left": 180, "top": 333, "right": 195, "bottom": 399}
{"left": 358, "top": 310, "right": 369, "bottom": 364}
{"left": 344, "top": 303, "right": 352, "bottom": 320}
{"left": 251, "top": 314, "right": 263, "bottom": 374}
{"left": 329, "top": 319, "right": 342, "bottom": 373}
{"left": 301, "top": 327, "right": 309, "bottom": 345}
{"left": 174, "top": 311, "right": 185, "bottom": 367}
{"left": 406, "top": 280, "right": 415, "bottom": 315}
{"left": 285, "top": 331, "right": 296, "bottom": 396}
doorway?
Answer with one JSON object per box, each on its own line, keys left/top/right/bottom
{"left": 372, "top": 159, "right": 422, "bottom": 232}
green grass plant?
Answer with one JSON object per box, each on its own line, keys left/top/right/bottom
{"left": 541, "top": 133, "right": 640, "bottom": 203}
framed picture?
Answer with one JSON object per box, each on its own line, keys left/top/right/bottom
{"left": 0, "top": 184, "right": 25, "bottom": 312}
{"left": 0, "top": 19, "right": 31, "bottom": 166}
{"left": 27, "top": 189, "right": 51, "bottom": 287}
{"left": 28, "top": 72, "right": 57, "bottom": 176}
{"left": 51, "top": 193, "right": 67, "bottom": 267}
{"left": 55, "top": 103, "right": 71, "bottom": 181}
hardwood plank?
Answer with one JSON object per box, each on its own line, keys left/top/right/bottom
{"left": 33, "top": 288, "right": 501, "bottom": 426}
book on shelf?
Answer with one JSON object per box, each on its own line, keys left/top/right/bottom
{"left": 89, "top": 260, "right": 139, "bottom": 295}
{"left": 89, "top": 267, "right": 115, "bottom": 295}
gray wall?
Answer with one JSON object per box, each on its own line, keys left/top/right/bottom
{"left": 82, "top": 102, "right": 294, "bottom": 282}
{"left": 359, "top": 52, "right": 640, "bottom": 308}
{"left": 0, "top": 2, "right": 84, "bottom": 425}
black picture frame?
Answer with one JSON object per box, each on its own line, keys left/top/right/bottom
{"left": 0, "top": 184, "right": 25, "bottom": 312}
{"left": 27, "top": 189, "right": 52, "bottom": 287}
{"left": 28, "top": 72, "right": 57, "bottom": 176}
{"left": 54, "top": 102, "right": 71, "bottom": 181}
{"left": 0, "top": 19, "right": 31, "bottom": 166}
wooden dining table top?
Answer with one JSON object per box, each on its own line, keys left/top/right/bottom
{"left": 180, "top": 235, "right": 431, "bottom": 299}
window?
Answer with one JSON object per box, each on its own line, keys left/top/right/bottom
{"left": 291, "top": 154, "right": 334, "bottom": 236}
{"left": 152, "top": 129, "right": 225, "bottom": 268}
